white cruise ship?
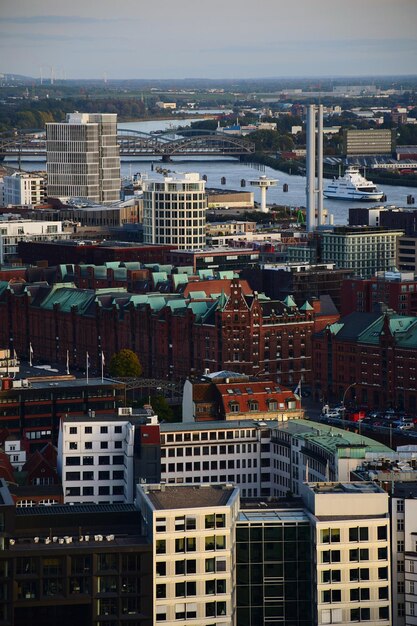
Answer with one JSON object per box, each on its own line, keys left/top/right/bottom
{"left": 324, "top": 167, "right": 384, "bottom": 201}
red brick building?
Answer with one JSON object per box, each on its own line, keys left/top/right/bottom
{"left": 182, "top": 372, "right": 302, "bottom": 422}
{"left": 313, "top": 310, "right": 417, "bottom": 412}
{"left": 0, "top": 279, "right": 337, "bottom": 387}
{"left": 341, "top": 272, "right": 417, "bottom": 317}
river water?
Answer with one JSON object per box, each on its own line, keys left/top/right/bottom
{"left": 11, "top": 114, "right": 417, "bottom": 226}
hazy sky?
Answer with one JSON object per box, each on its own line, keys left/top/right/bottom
{"left": 1, "top": 0, "right": 416, "bottom": 79}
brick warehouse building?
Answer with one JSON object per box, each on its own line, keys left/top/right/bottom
{"left": 0, "top": 280, "right": 337, "bottom": 386}
{"left": 312, "top": 310, "right": 417, "bottom": 412}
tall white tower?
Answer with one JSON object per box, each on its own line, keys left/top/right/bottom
{"left": 143, "top": 173, "right": 207, "bottom": 249}
{"left": 46, "top": 112, "right": 120, "bottom": 204}
{"left": 305, "top": 104, "right": 324, "bottom": 232}
{"left": 249, "top": 175, "right": 278, "bottom": 213}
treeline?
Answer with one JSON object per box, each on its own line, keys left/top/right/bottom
{"left": 0, "top": 97, "right": 147, "bottom": 131}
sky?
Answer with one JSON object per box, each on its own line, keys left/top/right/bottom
{"left": 1, "top": 0, "right": 417, "bottom": 80}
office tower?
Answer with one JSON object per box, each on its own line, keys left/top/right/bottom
{"left": 46, "top": 112, "right": 120, "bottom": 204}
{"left": 142, "top": 173, "right": 207, "bottom": 249}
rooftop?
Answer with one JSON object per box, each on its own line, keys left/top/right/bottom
{"left": 143, "top": 484, "right": 237, "bottom": 511}
{"left": 308, "top": 481, "right": 385, "bottom": 495}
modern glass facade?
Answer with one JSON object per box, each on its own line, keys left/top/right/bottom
{"left": 236, "top": 509, "right": 313, "bottom": 626}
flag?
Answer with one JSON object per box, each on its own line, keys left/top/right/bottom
{"left": 294, "top": 379, "right": 302, "bottom": 397}
{"left": 66, "top": 350, "right": 70, "bottom": 375}
{"left": 101, "top": 351, "right": 105, "bottom": 366}
{"left": 86, "top": 352, "right": 90, "bottom": 368}
{"left": 29, "top": 342, "right": 33, "bottom": 366}
{"left": 13, "top": 349, "right": 18, "bottom": 361}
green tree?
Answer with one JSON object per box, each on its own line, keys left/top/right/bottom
{"left": 109, "top": 349, "right": 142, "bottom": 378}
{"left": 149, "top": 395, "right": 175, "bottom": 422}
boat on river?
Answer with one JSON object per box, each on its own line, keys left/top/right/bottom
{"left": 324, "top": 167, "right": 384, "bottom": 201}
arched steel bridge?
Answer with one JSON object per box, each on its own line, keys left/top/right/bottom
{"left": 0, "top": 128, "right": 255, "bottom": 161}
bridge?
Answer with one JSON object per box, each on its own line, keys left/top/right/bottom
{"left": 0, "top": 128, "right": 255, "bottom": 161}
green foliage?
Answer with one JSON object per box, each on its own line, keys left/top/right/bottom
{"left": 149, "top": 395, "right": 174, "bottom": 422}
{"left": 249, "top": 129, "right": 294, "bottom": 153}
{"left": 109, "top": 349, "right": 142, "bottom": 378}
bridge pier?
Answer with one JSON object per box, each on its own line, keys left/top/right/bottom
{"left": 161, "top": 155, "right": 172, "bottom": 163}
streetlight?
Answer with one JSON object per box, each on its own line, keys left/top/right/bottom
{"left": 342, "top": 383, "right": 358, "bottom": 417}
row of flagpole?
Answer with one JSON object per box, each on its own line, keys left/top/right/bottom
{"left": 27, "top": 343, "right": 105, "bottom": 383}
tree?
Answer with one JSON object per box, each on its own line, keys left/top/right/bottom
{"left": 149, "top": 395, "right": 174, "bottom": 422}
{"left": 109, "top": 349, "right": 142, "bottom": 378}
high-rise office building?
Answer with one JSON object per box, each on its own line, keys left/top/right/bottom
{"left": 143, "top": 173, "right": 207, "bottom": 249}
{"left": 46, "top": 112, "right": 120, "bottom": 204}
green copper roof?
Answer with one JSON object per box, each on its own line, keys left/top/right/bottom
{"left": 172, "top": 274, "right": 189, "bottom": 289}
{"left": 198, "top": 269, "right": 214, "bottom": 280}
{"left": 300, "top": 301, "right": 314, "bottom": 311}
{"left": 358, "top": 315, "right": 417, "bottom": 347}
{"left": 188, "top": 291, "right": 207, "bottom": 300}
{"left": 218, "top": 270, "right": 234, "bottom": 279}
{"left": 283, "top": 295, "right": 297, "bottom": 308}
{"left": 40, "top": 286, "right": 96, "bottom": 314}
{"left": 0, "top": 282, "right": 9, "bottom": 297}
{"left": 282, "top": 419, "right": 391, "bottom": 457}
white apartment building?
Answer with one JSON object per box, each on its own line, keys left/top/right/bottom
{"left": 57, "top": 408, "right": 160, "bottom": 505}
{"left": 0, "top": 219, "right": 70, "bottom": 264}
{"left": 3, "top": 171, "right": 46, "bottom": 206}
{"left": 4, "top": 438, "right": 26, "bottom": 471}
{"left": 160, "top": 419, "right": 392, "bottom": 500}
{"left": 46, "top": 112, "right": 120, "bottom": 204}
{"left": 143, "top": 173, "right": 207, "bottom": 249}
{"left": 137, "top": 483, "right": 239, "bottom": 626}
{"left": 302, "top": 482, "right": 391, "bottom": 626}
{"left": 58, "top": 414, "right": 133, "bottom": 505}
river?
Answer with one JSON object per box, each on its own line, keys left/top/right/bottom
{"left": 9, "top": 114, "right": 417, "bottom": 226}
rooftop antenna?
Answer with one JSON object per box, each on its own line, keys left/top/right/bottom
{"left": 103, "top": 72, "right": 107, "bottom": 84}
{"left": 40, "top": 66, "right": 43, "bottom": 85}
{"left": 50, "top": 66, "right": 54, "bottom": 85}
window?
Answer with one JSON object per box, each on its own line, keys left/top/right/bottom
{"left": 114, "top": 441, "right": 122, "bottom": 449}
{"left": 115, "top": 426, "right": 122, "bottom": 434}
{"left": 85, "top": 426, "right": 92, "bottom": 434}
{"left": 156, "top": 540, "right": 166, "bottom": 554}
{"left": 350, "top": 588, "right": 370, "bottom": 601}
{"left": 85, "top": 441, "right": 92, "bottom": 450}
{"left": 378, "top": 547, "right": 388, "bottom": 560}
{"left": 350, "top": 568, "right": 369, "bottom": 581}
{"left": 156, "top": 606, "right": 167, "bottom": 622}
{"left": 100, "top": 441, "right": 108, "bottom": 449}
{"left": 378, "top": 567, "right": 388, "bottom": 580}
{"left": 322, "top": 570, "right": 341, "bottom": 583}
{"left": 205, "top": 514, "right": 226, "bottom": 529}
{"left": 349, "top": 527, "right": 369, "bottom": 542}
{"left": 379, "top": 606, "right": 389, "bottom": 620}
{"left": 83, "top": 456, "right": 93, "bottom": 465}
{"left": 100, "top": 426, "right": 108, "bottom": 434}
{"left": 98, "top": 486, "right": 110, "bottom": 495}
{"left": 156, "top": 562, "right": 166, "bottom": 577}
{"left": 322, "top": 589, "right": 341, "bottom": 603}
{"left": 397, "top": 500, "right": 404, "bottom": 513}
{"left": 175, "top": 581, "right": 196, "bottom": 597}
{"left": 99, "top": 471, "right": 110, "bottom": 480}
{"left": 205, "top": 535, "right": 225, "bottom": 551}
{"left": 206, "top": 579, "right": 226, "bottom": 595}
{"left": 83, "top": 471, "right": 93, "bottom": 480}
{"left": 349, "top": 548, "right": 369, "bottom": 562}
{"left": 321, "top": 528, "right": 340, "bottom": 543}
{"left": 156, "top": 584, "right": 166, "bottom": 598}
{"left": 322, "top": 550, "right": 340, "bottom": 563}
{"left": 205, "top": 557, "right": 226, "bottom": 573}
{"left": 113, "top": 455, "right": 124, "bottom": 465}
{"left": 99, "top": 456, "right": 110, "bottom": 465}
{"left": 397, "top": 519, "right": 404, "bottom": 531}
{"left": 351, "top": 608, "right": 370, "bottom": 621}
{"left": 377, "top": 526, "right": 388, "bottom": 540}
{"left": 175, "top": 559, "right": 196, "bottom": 575}
{"left": 206, "top": 601, "right": 227, "bottom": 617}
{"left": 66, "top": 456, "right": 80, "bottom": 466}
{"left": 69, "top": 427, "right": 77, "bottom": 434}
{"left": 379, "top": 587, "right": 389, "bottom": 600}
{"left": 83, "top": 486, "right": 93, "bottom": 496}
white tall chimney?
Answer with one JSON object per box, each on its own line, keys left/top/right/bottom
{"left": 317, "top": 104, "right": 324, "bottom": 227}
{"left": 306, "top": 105, "right": 316, "bottom": 233}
